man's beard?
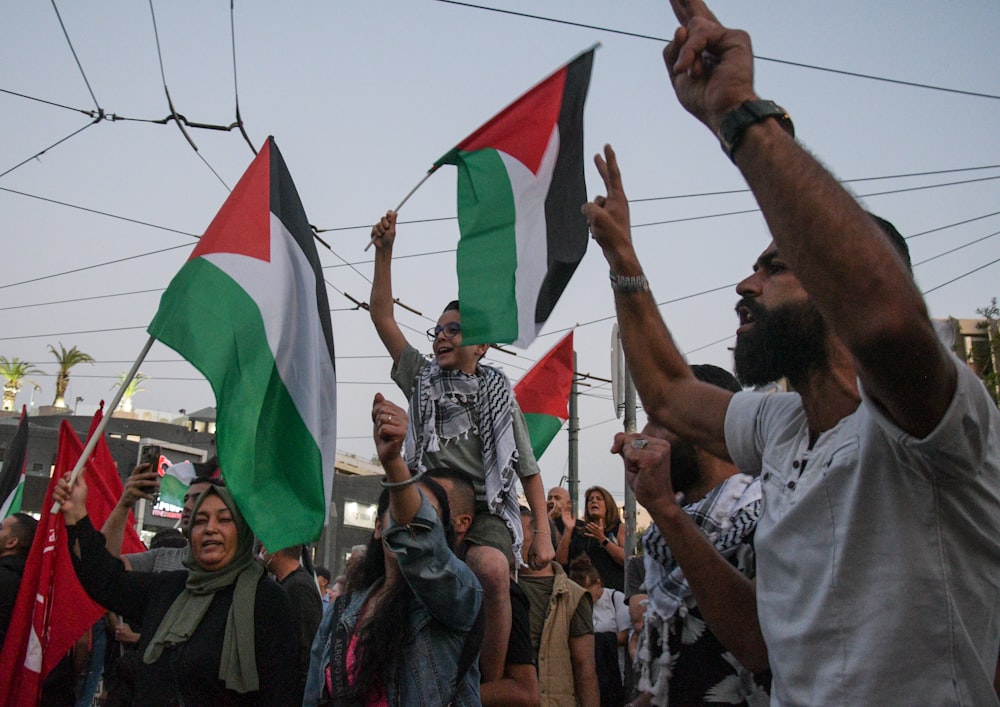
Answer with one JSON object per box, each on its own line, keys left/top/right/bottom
{"left": 733, "top": 297, "right": 829, "bottom": 387}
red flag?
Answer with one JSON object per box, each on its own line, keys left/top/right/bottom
{"left": 514, "top": 331, "right": 574, "bottom": 459}
{"left": 82, "top": 406, "right": 145, "bottom": 555}
{"left": 0, "top": 409, "right": 140, "bottom": 704}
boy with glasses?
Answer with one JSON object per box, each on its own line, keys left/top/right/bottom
{"left": 369, "top": 210, "right": 554, "bottom": 684}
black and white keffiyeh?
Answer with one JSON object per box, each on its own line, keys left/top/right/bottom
{"left": 403, "top": 360, "right": 524, "bottom": 564}
{"left": 637, "top": 474, "right": 763, "bottom": 706}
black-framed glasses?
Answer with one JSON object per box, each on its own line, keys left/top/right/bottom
{"left": 426, "top": 322, "right": 462, "bottom": 341}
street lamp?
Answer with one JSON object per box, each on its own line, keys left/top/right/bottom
{"left": 74, "top": 396, "right": 83, "bottom": 415}
{"left": 28, "top": 382, "right": 41, "bottom": 413}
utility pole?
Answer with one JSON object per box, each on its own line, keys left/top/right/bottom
{"left": 623, "top": 364, "right": 638, "bottom": 556}
{"left": 568, "top": 352, "right": 580, "bottom": 517}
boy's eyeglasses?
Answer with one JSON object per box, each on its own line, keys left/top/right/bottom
{"left": 426, "top": 323, "right": 462, "bottom": 341}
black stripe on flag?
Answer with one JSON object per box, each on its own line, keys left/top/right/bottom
{"left": 537, "top": 49, "right": 594, "bottom": 324}
{"left": 266, "top": 138, "right": 337, "bottom": 371}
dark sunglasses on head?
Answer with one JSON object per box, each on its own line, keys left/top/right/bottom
{"left": 426, "top": 322, "right": 462, "bottom": 341}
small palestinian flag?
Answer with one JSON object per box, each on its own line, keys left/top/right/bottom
{"left": 158, "top": 459, "right": 195, "bottom": 509}
{"left": 514, "top": 332, "right": 574, "bottom": 459}
{"left": 435, "top": 48, "right": 595, "bottom": 347}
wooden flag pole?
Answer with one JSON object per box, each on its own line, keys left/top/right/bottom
{"left": 51, "top": 334, "right": 156, "bottom": 513}
{"left": 363, "top": 170, "right": 436, "bottom": 252}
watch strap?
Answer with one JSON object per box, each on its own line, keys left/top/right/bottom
{"left": 718, "top": 100, "right": 794, "bottom": 161}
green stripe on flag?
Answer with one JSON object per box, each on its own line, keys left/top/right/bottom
{"left": 2, "top": 480, "right": 23, "bottom": 518}
{"left": 454, "top": 148, "right": 519, "bottom": 345}
{"left": 523, "top": 412, "right": 563, "bottom": 460}
{"left": 149, "top": 258, "right": 325, "bottom": 549}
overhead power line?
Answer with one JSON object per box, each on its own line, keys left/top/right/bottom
{"left": 435, "top": 0, "right": 1000, "bottom": 101}
{"left": 0, "top": 244, "right": 190, "bottom": 291}
{"left": 50, "top": 0, "right": 100, "bottom": 111}
{"left": 0, "top": 119, "right": 99, "bottom": 180}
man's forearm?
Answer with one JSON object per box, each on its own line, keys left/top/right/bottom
{"left": 554, "top": 519, "right": 573, "bottom": 565}
{"left": 648, "top": 500, "right": 767, "bottom": 672}
{"left": 522, "top": 474, "right": 549, "bottom": 535}
{"left": 100, "top": 504, "right": 131, "bottom": 558}
{"left": 613, "top": 286, "right": 732, "bottom": 459}
{"left": 569, "top": 634, "right": 600, "bottom": 707}
{"left": 481, "top": 664, "right": 539, "bottom": 707}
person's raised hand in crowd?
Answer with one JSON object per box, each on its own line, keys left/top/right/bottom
{"left": 117, "top": 463, "right": 160, "bottom": 509}
{"left": 370, "top": 210, "right": 397, "bottom": 251}
{"left": 372, "top": 393, "right": 408, "bottom": 467}
{"left": 581, "top": 145, "right": 635, "bottom": 278}
{"left": 54, "top": 472, "right": 89, "bottom": 526}
{"left": 612, "top": 431, "right": 684, "bottom": 521}
{"left": 663, "top": 0, "right": 757, "bottom": 134}
{"left": 560, "top": 504, "right": 576, "bottom": 532}
{"left": 581, "top": 517, "right": 607, "bottom": 543}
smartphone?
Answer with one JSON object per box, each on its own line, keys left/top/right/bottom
{"left": 139, "top": 444, "right": 162, "bottom": 504}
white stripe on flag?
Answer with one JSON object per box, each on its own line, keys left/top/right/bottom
{"left": 500, "top": 127, "right": 560, "bottom": 348}
{"left": 204, "top": 213, "right": 337, "bottom": 497}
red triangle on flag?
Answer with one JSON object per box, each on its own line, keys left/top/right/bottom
{"left": 438, "top": 65, "right": 569, "bottom": 176}
{"left": 189, "top": 138, "right": 273, "bottom": 263}
{"left": 515, "top": 331, "right": 574, "bottom": 419}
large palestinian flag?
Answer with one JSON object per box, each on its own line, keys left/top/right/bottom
{"left": 434, "top": 48, "right": 594, "bottom": 348}
{"left": 148, "top": 137, "right": 336, "bottom": 551}
{"left": 514, "top": 331, "right": 574, "bottom": 459}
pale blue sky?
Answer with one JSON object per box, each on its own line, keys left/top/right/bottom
{"left": 2, "top": 1, "right": 998, "bottom": 501}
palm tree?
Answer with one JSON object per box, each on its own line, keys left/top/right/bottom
{"left": 48, "top": 343, "right": 94, "bottom": 409}
{"left": 0, "top": 357, "right": 42, "bottom": 412}
{"left": 112, "top": 371, "right": 150, "bottom": 413}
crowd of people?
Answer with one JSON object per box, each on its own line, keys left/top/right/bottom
{"left": 4, "top": 0, "right": 999, "bottom": 704}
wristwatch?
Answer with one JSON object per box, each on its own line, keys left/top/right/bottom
{"left": 601, "top": 538, "right": 610, "bottom": 547}
{"left": 718, "top": 99, "right": 794, "bottom": 161}
{"left": 609, "top": 270, "right": 649, "bottom": 293}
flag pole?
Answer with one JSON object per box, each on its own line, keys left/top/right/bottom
{"left": 363, "top": 170, "right": 436, "bottom": 252}
{"left": 51, "top": 334, "right": 156, "bottom": 513}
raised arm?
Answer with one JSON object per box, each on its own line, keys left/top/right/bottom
{"left": 369, "top": 210, "right": 409, "bottom": 365}
{"left": 372, "top": 393, "right": 420, "bottom": 525}
{"left": 554, "top": 507, "right": 575, "bottom": 566}
{"left": 663, "top": 0, "right": 955, "bottom": 436}
{"left": 101, "top": 464, "right": 158, "bottom": 559}
{"left": 616, "top": 430, "right": 767, "bottom": 671}
{"left": 583, "top": 146, "right": 733, "bottom": 459}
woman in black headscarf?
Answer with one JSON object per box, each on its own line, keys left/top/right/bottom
{"left": 55, "top": 473, "right": 298, "bottom": 705}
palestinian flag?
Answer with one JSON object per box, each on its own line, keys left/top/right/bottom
{"left": 0, "top": 405, "right": 28, "bottom": 518}
{"left": 513, "top": 332, "right": 574, "bottom": 459}
{"left": 158, "top": 459, "right": 196, "bottom": 508}
{"left": 434, "top": 48, "right": 595, "bottom": 348}
{"left": 148, "top": 137, "right": 336, "bottom": 551}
